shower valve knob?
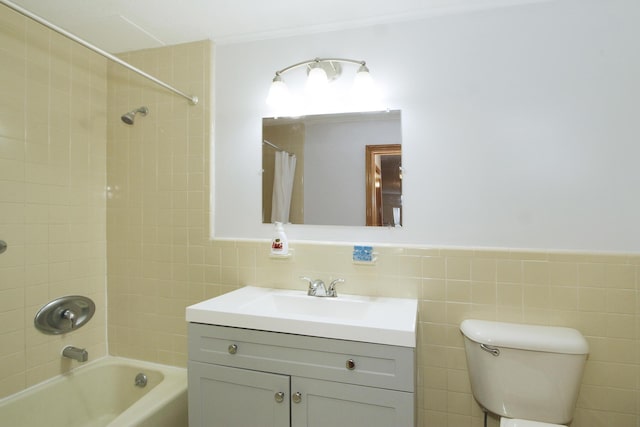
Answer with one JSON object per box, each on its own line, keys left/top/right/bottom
{"left": 62, "top": 309, "right": 76, "bottom": 328}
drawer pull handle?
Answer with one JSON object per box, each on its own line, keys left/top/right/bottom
{"left": 228, "top": 344, "right": 238, "bottom": 354}
{"left": 346, "top": 359, "right": 356, "bottom": 370}
{"left": 274, "top": 392, "right": 285, "bottom": 403}
{"left": 292, "top": 392, "right": 302, "bottom": 404}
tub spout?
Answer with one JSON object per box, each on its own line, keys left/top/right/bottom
{"left": 62, "top": 346, "right": 88, "bottom": 362}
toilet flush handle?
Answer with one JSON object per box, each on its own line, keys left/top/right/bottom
{"left": 480, "top": 343, "right": 500, "bottom": 357}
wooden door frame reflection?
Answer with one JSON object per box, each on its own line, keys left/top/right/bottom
{"left": 365, "top": 144, "right": 401, "bottom": 226}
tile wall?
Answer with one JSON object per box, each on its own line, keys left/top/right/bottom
{"left": 0, "top": 5, "right": 108, "bottom": 399}
{"left": 106, "top": 40, "right": 211, "bottom": 366}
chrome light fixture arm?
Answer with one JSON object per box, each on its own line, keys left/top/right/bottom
{"left": 273, "top": 57, "right": 367, "bottom": 78}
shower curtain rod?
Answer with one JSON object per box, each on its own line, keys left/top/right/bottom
{"left": 263, "top": 140, "right": 295, "bottom": 156}
{"left": 263, "top": 140, "right": 285, "bottom": 152}
{"left": 0, "top": 0, "right": 198, "bottom": 105}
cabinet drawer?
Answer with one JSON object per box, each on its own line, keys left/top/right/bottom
{"left": 189, "top": 323, "right": 414, "bottom": 392}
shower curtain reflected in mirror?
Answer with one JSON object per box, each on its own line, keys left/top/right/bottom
{"left": 271, "top": 151, "right": 297, "bottom": 223}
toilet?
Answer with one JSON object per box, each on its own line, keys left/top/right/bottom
{"left": 460, "top": 319, "right": 589, "bottom": 427}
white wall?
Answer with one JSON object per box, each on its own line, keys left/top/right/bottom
{"left": 304, "top": 118, "right": 400, "bottom": 225}
{"left": 213, "top": 0, "right": 640, "bottom": 252}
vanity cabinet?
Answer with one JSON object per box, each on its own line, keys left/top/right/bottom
{"left": 188, "top": 323, "right": 415, "bottom": 427}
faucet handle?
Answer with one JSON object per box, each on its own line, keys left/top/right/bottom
{"left": 300, "top": 276, "right": 315, "bottom": 295}
{"left": 62, "top": 309, "right": 76, "bottom": 329}
{"left": 327, "top": 278, "right": 344, "bottom": 297}
{"left": 299, "top": 276, "right": 313, "bottom": 285}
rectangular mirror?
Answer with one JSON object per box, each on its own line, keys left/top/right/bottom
{"left": 262, "top": 110, "right": 402, "bottom": 226}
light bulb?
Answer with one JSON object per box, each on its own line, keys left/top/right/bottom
{"left": 351, "top": 64, "right": 378, "bottom": 109}
{"left": 352, "top": 64, "right": 374, "bottom": 94}
{"left": 266, "top": 75, "right": 289, "bottom": 108}
{"left": 305, "top": 66, "right": 329, "bottom": 96}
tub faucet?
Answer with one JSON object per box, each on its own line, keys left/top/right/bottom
{"left": 62, "top": 346, "right": 88, "bottom": 362}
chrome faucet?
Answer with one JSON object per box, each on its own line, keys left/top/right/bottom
{"left": 62, "top": 346, "right": 88, "bottom": 362}
{"left": 300, "top": 277, "right": 344, "bottom": 297}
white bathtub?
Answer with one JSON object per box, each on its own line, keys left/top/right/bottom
{"left": 0, "top": 356, "right": 187, "bottom": 427}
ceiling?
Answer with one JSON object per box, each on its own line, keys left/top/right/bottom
{"left": 7, "top": 0, "right": 551, "bottom": 53}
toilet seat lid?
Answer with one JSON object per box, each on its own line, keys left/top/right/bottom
{"left": 500, "top": 418, "right": 566, "bottom": 427}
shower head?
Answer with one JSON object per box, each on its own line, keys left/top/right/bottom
{"left": 121, "top": 106, "right": 149, "bottom": 125}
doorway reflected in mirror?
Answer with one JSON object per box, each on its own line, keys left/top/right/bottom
{"left": 365, "top": 144, "right": 402, "bottom": 227}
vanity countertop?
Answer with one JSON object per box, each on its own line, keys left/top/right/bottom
{"left": 186, "top": 286, "right": 418, "bottom": 347}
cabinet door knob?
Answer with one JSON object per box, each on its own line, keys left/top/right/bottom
{"left": 292, "top": 392, "right": 302, "bottom": 404}
{"left": 346, "top": 359, "right": 356, "bottom": 370}
{"left": 228, "top": 344, "right": 238, "bottom": 354}
{"left": 274, "top": 392, "right": 285, "bottom": 403}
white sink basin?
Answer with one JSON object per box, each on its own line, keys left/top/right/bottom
{"left": 186, "top": 286, "right": 417, "bottom": 347}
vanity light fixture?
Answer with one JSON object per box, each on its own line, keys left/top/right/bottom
{"left": 266, "top": 57, "right": 374, "bottom": 109}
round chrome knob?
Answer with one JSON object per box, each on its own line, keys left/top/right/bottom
{"left": 346, "top": 359, "right": 356, "bottom": 370}
{"left": 274, "top": 392, "right": 284, "bottom": 403}
{"left": 228, "top": 344, "right": 238, "bottom": 354}
{"left": 292, "top": 392, "right": 302, "bottom": 404}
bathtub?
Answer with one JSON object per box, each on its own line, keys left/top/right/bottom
{"left": 0, "top": 356, "right": 187, "bottom": 427}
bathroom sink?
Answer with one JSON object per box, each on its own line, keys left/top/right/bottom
{"left": 243, "top": 292, "right": 372, "bottom": 320}
{"left": 186, "top": 286, "right": 417, "bottom": 347}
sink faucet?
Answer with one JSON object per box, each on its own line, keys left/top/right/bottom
{"left": 62, "top": 346, "right": 88, "bottom": 362}
{"left": 300, "top": 277, "right": 344, "bottom": 297}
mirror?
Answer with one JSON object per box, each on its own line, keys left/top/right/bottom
{"left": 262, "top": 110, "right": 402, "bottom": 226}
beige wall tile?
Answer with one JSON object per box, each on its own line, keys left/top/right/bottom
{"left": 523, "top": 261, "right": 549, "bottom": 285}
{"left": 496, "top": 259, "right": 522, "bottom": 283}
{"left": 549, "top": 261, "right": 578, "bottom": 286}
{"left": 423, "top": 256, "right": 446, "bottom": 279}
{"left": 447, "top": 280, "right": 472, "bottom": 303}
{"left": 447, "top": 257, "right": 471, "bottom": 280}
{"left": 497, "top": 283, "right": 523, "bottom": 307}
{"left": 471, "top": 281, "right": 496, "bottom": 305}
{"left": 423, "top": 278, "right": 446, "bottom": 301}
{"left": 0, "top": 5, "right": 107, "bottom": 399}
{"left": 550, "top": 286, "right": 578, "bottom": 310}
{"left": 605, "top": 264, "right": 635, "bottom": 289}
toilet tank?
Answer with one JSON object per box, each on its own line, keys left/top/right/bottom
{"left": 460, "top": 320, "right": 589, "bottom": 425}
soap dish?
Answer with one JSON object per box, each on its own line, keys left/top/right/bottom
{"left": 269, "top": 249, "right": 294, "bottom": 259}
{"left": 352, "top": 254, "right": 377, "bottom": 265}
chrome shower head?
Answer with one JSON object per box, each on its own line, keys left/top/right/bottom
{"left": 121, "top": 106, "right": 149, "bottom": 125}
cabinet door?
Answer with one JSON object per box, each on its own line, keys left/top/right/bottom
{"left": 189, "top": 361, "right": 290, "bottom": 427}
{"left": 290, "top": 377, "right": 414, "bottom": 427}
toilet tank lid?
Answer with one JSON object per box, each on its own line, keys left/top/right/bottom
{"left": 460, "top": 319, "right": 589, "bottom": 355}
